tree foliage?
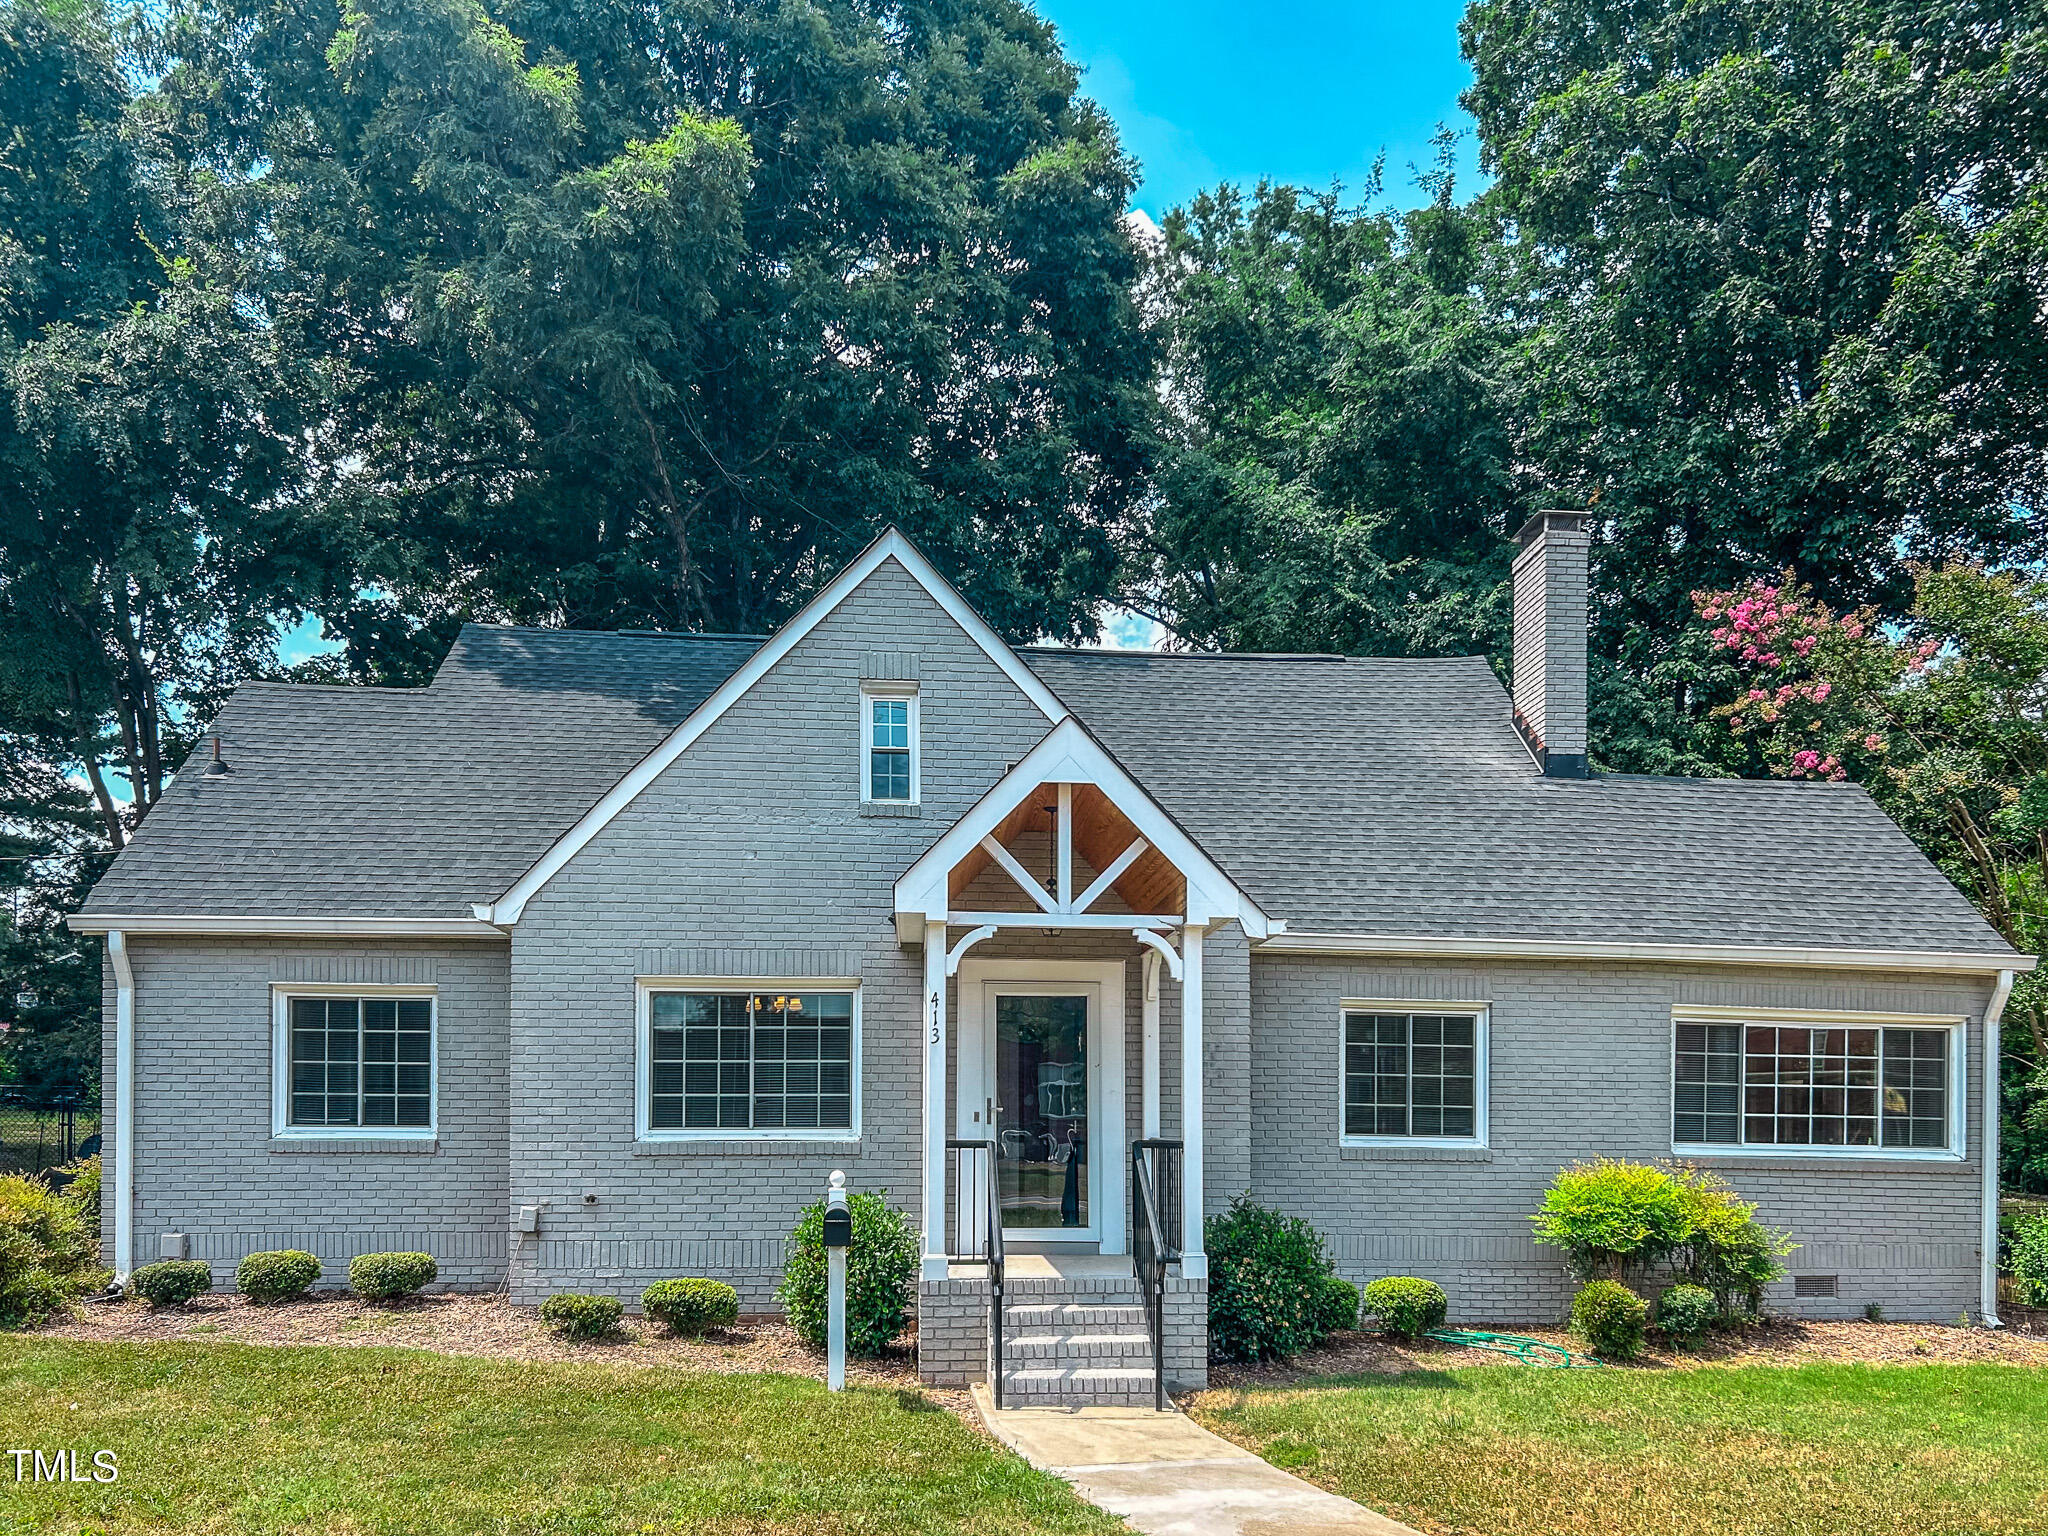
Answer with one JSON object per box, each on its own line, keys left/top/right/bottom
{"left": 1135, "top": 154, "right": 1519, "bottom": 656}
{"left": 1689, "top": 564, "right": 2048, "bottom": 1188}
{"left": 1460, "top": 0, "right": 2048, "bottom": 768}
{"left": 145, "top": 0, "right": 1158, "bottom": 664}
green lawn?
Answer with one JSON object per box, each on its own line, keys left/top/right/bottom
{"left": 1190, "top": 1363, "right": 2048, "bottom": 1536}
{"left": 0, "top": 1338, "right": 1119, "bottom": 1536}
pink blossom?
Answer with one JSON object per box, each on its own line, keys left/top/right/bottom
{"left": 1812, "top": 681, "right": 1831, "bottom": 701}
{"left": 1863, "top": 734, "right": 1885, "bottom": 752}
{"left": 1793, "top": 750, "right": 1821, "bottom": 772}
{"left": 1748, "top": 689, "right": 1768, "bottom": 702}
{"left": 1793, "top": 635, "right": 1817, "bottom": 657}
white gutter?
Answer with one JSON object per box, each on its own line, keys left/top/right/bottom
{"left": 67, "top": 914, "right": 504, "bottom": 939}
{"left": 1260, "top": 930, "right": 2035, "bottom": 976}
{"left": 107, "top": 930, "right": 135, "bottom": 1283}
{"left": 1983, "top": 968, "right": 2017, "bottom": 1329}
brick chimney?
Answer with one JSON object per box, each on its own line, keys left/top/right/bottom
{"left": 1510, "top": 509, "right": 1591, "bottom": 778}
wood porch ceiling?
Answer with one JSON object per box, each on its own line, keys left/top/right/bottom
{"left": 945, "top": 781, "right": 1186, "bottom": 916}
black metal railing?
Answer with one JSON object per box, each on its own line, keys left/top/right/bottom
{"left": 945, "top": 1138, "right": 1007, "bottom": 1408}
{"left": 1130, "top": 1137, "right": 1182, "bottom": 1412}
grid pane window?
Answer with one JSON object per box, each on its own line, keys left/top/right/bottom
{"left": 1673, "top": 1022, "right": 1949, "bottom": 1150}
{"left": 649, "top": 991, "right": 854, "bottom": 1133}
{"left": 289, "top": 996, "right": 432, "bottom": 1128}
{"left": 868, "top": 697, "right": 911, "bottom": 800}
{"left": 1342, "top": 1012, "right": 1477, "bottom": 1139}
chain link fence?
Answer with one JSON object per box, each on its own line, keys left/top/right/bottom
{"left": 0, "top": 1096, "right": 99, "bottom": 1176}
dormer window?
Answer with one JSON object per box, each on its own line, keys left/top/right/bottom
{"left": 863, "top": 685, "right": 919, "bottom": 803}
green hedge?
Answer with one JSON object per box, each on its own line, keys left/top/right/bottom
{"left": 1362, "top": 1276, "right": 1448, "bottom": 1339}
{"left": 642, "top": 1278, "right": 739, "bottom": 1337}
{"left": 1205, "top": 1196, "right": 1337, "bottom": 1362}
{"left": 237, "top": 1250, "right": 322, "bottom": 1303}
{"left": 777, "top": 1190, "right": 918, "bottom": 1355}
{"left": 129, "top": 1260, "right": 213, "bottom": 1308}
{"left": 540, "top": 1292, "right": 624, "bottom": 1339}
{"left": 1572, "top": 1279, "right": 1648, "bottom": 1359}
{"left": 348, "top": 1252, "right": 437, "bottom": 1300}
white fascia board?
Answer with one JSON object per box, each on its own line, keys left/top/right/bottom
{"left": 66, "top": 914, "right": 505, "bottom": 939}
{"left": 1258, "top": 930, "right": 2035, "bottom": 975}
{"left": 893, "top": 716, "right": 1270, "bottom": 941}
{"left": 484, "top": 528, "right": 1066, "bottom": 926}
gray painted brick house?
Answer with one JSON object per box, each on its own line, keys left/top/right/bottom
{"left": 72, "top": 515, "right": 2030, "bottom": 1402}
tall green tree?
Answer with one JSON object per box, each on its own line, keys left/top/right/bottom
{"left": 1462, "top": 0, "right": 2048, "bottom": 768}
{"left": 146, "top": 0, "right": 1158, "bottom": 664}
{"left": 1134, "top": 159, "right": 1520, "bottom": 656}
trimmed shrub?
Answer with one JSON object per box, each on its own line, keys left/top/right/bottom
{"left": 129, "top": 1259, "right": 213, "bottom": 1309}
{"left": 540, "top": 1292, "right": 624, "bottom": 1339}
{"left": 1572, "top": 1279, "right": 1648, "bottom": 1359}
{"left": 59, "top": 1156, "right": 101, "bottom": 1225}
{"left": 778, "top": 1190, "right": 919, "bottom": 1355}
{"left": 1362, "top": 1276, "right": 1449, "bottom": 1340}
{"left": 1672, "top": 1166, "right": 1794, "bottom": 1320}
{"left": 1532, "top": 1160, "right": 1690, "bottom": 1281}
{"left": 237, "top": 1249, "right": 322, "bottom": 1303}
{"left": 0, "top": 1173, "right": 106, "bottom": 1327}
{"left": 2010, "top": 1210, "right": 2048, "bottom": 1306}
{"left": 1314, "top": 1274, "right": 1361, "bottom": 1336}
{"left": 642, "top": 1278, "right": 739, "bottom": 1337}
{"left": 1656, "top": 1284, "right": 1717, "bottom": 1343}
{"left": 348, "top": 1251, "right": 437, "bottom": 1300}
{"left": 1205, "top": 1196, "right": 1336, "bottom": 1362}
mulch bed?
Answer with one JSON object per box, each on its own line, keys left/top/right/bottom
{"left": 32, "top": 1290, "right": 972, "bottom": 1409}
{"left": 1206, "top": 1311, "right": 2048, "bottom": 1389}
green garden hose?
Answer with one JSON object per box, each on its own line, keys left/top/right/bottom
{"left": 1424, "top": 1328, "right": 1606, "bottom": 1368}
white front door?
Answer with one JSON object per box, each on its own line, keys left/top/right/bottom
{"left": 955, "top": 959, "right": 1126, "bottom": 1253}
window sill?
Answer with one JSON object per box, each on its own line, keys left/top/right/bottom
{"left": 1671, "top": 1144, "right": 1967, "bottom": 1171}
{"left": 1340, "top": 1142, "right": 1492, "bottom": 1164}
{"left": 859, "top": 801, "right": 922, "bottom": 818}
{"left": 270, "top": 1137, "right": 437, "bottom": 1155}
{"left": 633, "top": 1138, "right": 862, "bottom": 1158}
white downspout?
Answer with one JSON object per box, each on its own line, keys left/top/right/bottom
{"left": 1982, "top": 968, "right": 2015, "bottom": 1328}
{"left": 107, "top": 930, "right": 135, "bottom": 1283}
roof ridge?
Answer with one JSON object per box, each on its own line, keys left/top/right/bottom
{"left": 1022, "top": 647, "right": 1492, "bottom": 663}
{"left": 459, "top": 621, "right": 768, "bottom": 642}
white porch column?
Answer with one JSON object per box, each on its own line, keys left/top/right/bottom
{"left": 1179, "top": 922, "right": 1207, "bottom": 1279}
{"left": 920, "top": 920, "right": 950, "bottom": 1282}
{"left": 1141, "top": 950, "right": 1162, "bottom": 1140}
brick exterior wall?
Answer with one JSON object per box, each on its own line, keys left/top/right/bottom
{"left": 1249, "top": 953, "right": 1997, "bottom": 1325}
{"left": 102, "top": 936, "right": 510, "bottom": 1288}
{"left": 1510, "top": 510, "right": 1590, "bottom": 761}
{"left": 505, "top": 557, "right": 1058, "bottom": 1306}
{"left": 96, "top": 551, "right": 1996, "bottom": 1352}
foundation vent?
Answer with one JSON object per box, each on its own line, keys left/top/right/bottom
{"left": 1793, "top": 1274, "right": 1840, "bottom": 1299}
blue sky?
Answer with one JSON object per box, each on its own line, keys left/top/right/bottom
{"left": 1037, "top": 0, "right": 1482, "bottom": 219}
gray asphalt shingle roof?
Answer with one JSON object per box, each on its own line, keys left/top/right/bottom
{"left": 84, "top": 623, "right": 2009, "bottom": 956}
{"left": 1020, "top": 649, "right": 2007, "bottom": 954}
{"left": 82, "top": 626, "right": 763, "bottom": 919}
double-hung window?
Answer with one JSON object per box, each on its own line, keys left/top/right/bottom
{"left": 641, "top": 986, "right": 858, "bottom": 1138}
{"left": 1341, "top": 1008, "right": 1486, "bottom": 1143}
{"left": 275, "top": 991, "right": 435, "bottom": 1136}
{"left": 1673, "top": 1012, "right": 1960, "bottom": 1155}
{"left": 862, "top": 686, "right": 918, "bottom": 803}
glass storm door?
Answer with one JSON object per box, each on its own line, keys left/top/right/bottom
{"left": 994, "top": 993, "right": 1092, "bottom": 1236}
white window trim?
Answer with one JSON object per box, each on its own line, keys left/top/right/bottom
{"left": 271, "top": 983, "right": 439, "bottom": 1140}
{"left": 1669, "top": 1004, "right": 1968, "bottom": 1162}
{"left": 635, "top": 977, "right": 863, "bottom": 1142}
{"left": 1337, "top": 999, "right": 1491, "bottom": 1150}
{"left": 859, "top": 683, "right": 920, "bottom": 805}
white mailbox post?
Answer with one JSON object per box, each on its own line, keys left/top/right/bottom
{"left": 822, "top": 1169, "right": 852, "bottom": 1391}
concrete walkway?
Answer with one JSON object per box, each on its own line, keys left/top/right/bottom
{"left": 971, "top": 1387, "right": 1425, "bottom": 1536}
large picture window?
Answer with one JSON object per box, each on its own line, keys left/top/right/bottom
{"left": 276, "top": 993, "right": 434, "bottom": 1134}
{"left": 1341, "top": 1009, "right": 1484, "bottom": 1142}
{"left": 643, "top": 988, "right": 857, "bottom": 1136}
{"left": 1674, "top": 1018, "right": 1957, "bottom": 1153}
